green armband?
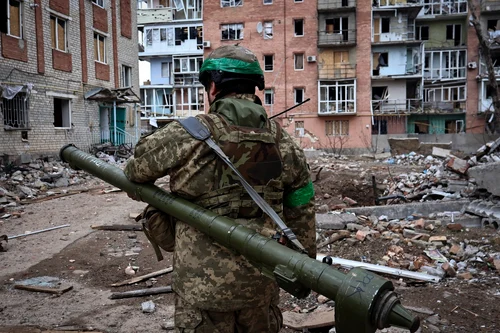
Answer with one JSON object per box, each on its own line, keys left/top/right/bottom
{"left": 284, "top": 181, "right": 315, "bottom": 208}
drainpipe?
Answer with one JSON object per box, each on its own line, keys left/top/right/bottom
{"left": 113, "top": 100, "right": 117, "bottom": 145}
{"left": 134, "top": 103, "right": 138, "bottom": 144}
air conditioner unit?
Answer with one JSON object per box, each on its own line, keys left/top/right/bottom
{"left": 307, "top": 56, "right": 316, "bottom": 63}
{"left": 203, "top": 41, "right": 211, "bottom": 48}
{"left": 468, "top": 61, "right": 477, "bottom": 69}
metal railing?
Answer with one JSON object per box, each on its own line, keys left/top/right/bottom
{"left": 318, "top": 0, "right": 356, "bottom": 11}
{"left": 93, "top": 127, "right": 138, "bottom": 147}
{"left": 373, "top": 0, "right": 422, "bottom": 7}
{"left": 319, "top": 64, "right": 356, "bottom": 79}
{"left": 371, "top": 99, "right": 422, "bottom": 114}
{"left": 422, "top": 101, "right": 466, "bottom": 113}
{"left": 318, "top": 30, "right": 356, "bottom": 46}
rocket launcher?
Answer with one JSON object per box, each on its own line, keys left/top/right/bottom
{"left": 60, "top": 144, "right": 420, "bottom": 333}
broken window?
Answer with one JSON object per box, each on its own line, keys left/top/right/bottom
{"left": 2, "top": 93, "right": 29, "bottom": 129}
{"left": 414, "top": 120, "right": 429, "bottom": 134}
{"left": 121, "top": 65, "right": 132, "bottom": 87}
{"left": 161, "top": 62, "right": 171, "bottom": 78}
{"left": 381, "top": 17, "right": 390, "bottom": 33}
{"left": 7, "top": 0, "right": 22, "bottom": 38}
{"left": 263, "top": 0, "right": 273, "bottom": 3}
{"left": 221, "top": 23, "right": 244, "bottom": 40}
{"left": 264, "top": 55, "right": 274, "bottom": 71}
{"left": 94, "top": 33, "right": 106, "bottom": 63}
{"left": 416, "top": 26, "right": 429, "bottom": 41}
{"left": 294, "top": 19, "right": 304, "bottom": 36}
{"left": 50, "top": 16, "right": 67, "bottom": 52}
{"left": 372, "top": 119, "right": 388, "bottom": 135}
{"left": 446, "top": 24, "right": 461, "bottom": 46}
{"left": 221, "top": 0, "right": 242, "bottom": 7}
{"left": 92, "top": 0, "right": 104, "bottom": 7}
{"left": 373, "top": 52, "right": 389, "bottom": 75}
{"left": 325, "top": 120, "right": 349, "bottom": 136}
{"left": 295, "top": 121, "right": 304, "bottom": 137}
{"left": 294, "top": 88, "right": 304, "bottom": 104}
{"left": 264, "top": 89, "right": 274, "bottom": 105}
{"left": 325, "top": 19, "right": 334, "bottom": 34}
{"left": 264, "top": 21, "right": 273, "bottom": 39}
{"left": 294, "top": 53, "right": 304, "bottom": 70}
{"left": 53, "top": 98, "right": 71, "bottom": 128}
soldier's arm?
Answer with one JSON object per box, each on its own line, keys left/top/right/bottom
{"left": 124, "top": 122, "right": 194, "bottom": 183}
{"left": 279, "top": 129, "right": 317, "bottom": 259}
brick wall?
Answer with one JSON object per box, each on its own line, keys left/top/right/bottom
{"left": 120, "top": 0, "right": 132, "bottom": 39}
{"left": 1, "top": 34, "right": 28, "bottom": 62}
{"left": 0, "top": 0, "right": 139, "bottom": 157}
{"left": 92, "top": 4, "right": 108, "bottom": 33}
{"left": 49, "top": 0, "right": 69, "bottom": 16}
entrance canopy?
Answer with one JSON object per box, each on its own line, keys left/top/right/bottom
{"left": 85, "top": 87, "right": 141, "bottom": 104}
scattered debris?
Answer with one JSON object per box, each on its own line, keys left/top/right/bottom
{"left": 111, "top": 267, "right": 173, "bottom": 287}
{"left": 0, "top": 234, "right": 8, "bottom": 252}
{"left": 141, "top": 300, "right": 156, "bottom": 313}
{"left": 283, "top": 308, "right": 335, "bottom": 330}
{"left": 109, "top": 286, "right": 173, "bottom": 299}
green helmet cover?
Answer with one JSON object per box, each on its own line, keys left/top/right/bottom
{"left": 199, "top": 45, "right": 263, "bottom": 75}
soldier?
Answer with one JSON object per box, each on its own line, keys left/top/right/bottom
{"left": 124, "top": 45, "right": 316, "bottom": 333}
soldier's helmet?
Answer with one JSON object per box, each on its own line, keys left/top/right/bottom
{"left": 199, "top": 45, "right": 265, "bottom": 91}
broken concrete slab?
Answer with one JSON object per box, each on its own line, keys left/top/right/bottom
{"left": 375, "top": 152, "right": 392, "bottom": 160}
{"left": 467, "top": 162, "right": 500, "bottom": 196}
{"left": 432, "top": 147, "right": 452, "bottom": 159}
{"left": 388, "top": 138, "right": 420, "bottom": 155}
{"left": 446, "top": 157, "right": 469, "bottom": 175}
{"left": 346, "top": 200, "right": 470, "bottom": 220}
{"left": 316, "top": 213, "right": 358, "bottom": 230}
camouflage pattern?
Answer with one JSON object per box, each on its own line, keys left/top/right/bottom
{"left": 174, "top": 293, "right": 282, "bottom": 333}
{"left": 124, "top": 94, "right": 316, "bottom": 313}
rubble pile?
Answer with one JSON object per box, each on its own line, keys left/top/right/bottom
{"left": 0, "top": 151, "right": 129, "bottom": 206}
{"left": 316, "top": 212, "right": 500, "bottom": 282}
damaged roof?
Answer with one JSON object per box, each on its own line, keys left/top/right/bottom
{"left": 85, "top": 87, "right": 141, "bottom": 104}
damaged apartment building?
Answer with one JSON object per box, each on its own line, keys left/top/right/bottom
{"left": 137, "top": 0, "right": 204, "bottom": 129}
{"left": 0, "top": 0, "right": 140, "bottom": 160}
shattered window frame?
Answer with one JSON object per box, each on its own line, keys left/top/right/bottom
{"left": 220, "top": 23, "right": 244, "bottom": 41}
{"left": 264, "top": 88, "right": 274, "bottom": 105}
{"left": 221, "top": 0, "right": 242, "bottom": 8}
{"left": 263, "top": 21, "right": 273, "bottom": 39}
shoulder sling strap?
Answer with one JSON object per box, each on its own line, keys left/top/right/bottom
{"left": 178, "top": 116, "right": 306, "bottom": 253}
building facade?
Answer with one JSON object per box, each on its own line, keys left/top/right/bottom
{"left": 138, "top": 0, "right": 495, "bottom": 151}
{"left": 0, "top": 0, "right": 139, "bottom": 159}
{"left": 137, "top": 0, "right": 204, "bottom": 129}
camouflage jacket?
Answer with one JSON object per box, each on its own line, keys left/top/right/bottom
{"left": 124, "top": 94, "right": 316, "bottom": 311}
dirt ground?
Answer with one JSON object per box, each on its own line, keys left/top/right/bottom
{"left": 1, "top": 162, "right": 500, "bottom": 333}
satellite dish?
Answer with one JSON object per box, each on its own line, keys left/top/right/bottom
{"left": 256, "top": 22, "right": 263, "bottom": 34}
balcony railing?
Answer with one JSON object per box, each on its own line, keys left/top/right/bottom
{"left": 93, "top": 127, "right": 138, "bottom": 147}
{"left": 137, "top": 7, "right": 174, "bottom": 25}
{"left": 319, "top": 64, "right": 356, "bottom": 79}
{"left": 319, "top": 101, "right": 356, "bottom": 115}
{"left": 423, "top": 101, "right": 466, "bottom": 113}
{"left": 371, "top": 99, "right": 422, "bottom": 114}
{"left": 373, "top": 0, "right": 422, "bottom": 7}
{"left": 318, "top": 0, "right": 356, "bottom": 11}
{"left": 318, "top": 30, "right": 356, "bottom": 46}
{"left": 423, "top": 68, "right": 466, "bottom": 80}
{"left": 420, "top": 0, "right": 467, "bottom": 16}
{"left": 482, "top": 0, "right": 500, "bottom": 12}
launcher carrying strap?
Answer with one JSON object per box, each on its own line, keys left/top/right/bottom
{"left": 178, "top": 117, "right": 306, "bottom": 252}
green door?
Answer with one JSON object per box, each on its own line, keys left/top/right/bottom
{"left": 110, "top": 107, "right": 126, "bottom": 145}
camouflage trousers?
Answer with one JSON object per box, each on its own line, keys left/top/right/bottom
{"left": 174, "top": 294, "right": 283, "bottom": 333}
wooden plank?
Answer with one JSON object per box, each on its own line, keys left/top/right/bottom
{"left": 109, "top": 286, "right": 172, "bottom": 299}
{"left": 14, "top": 285, "right": 73, "bottom": 295}
{"left": 283, "top": 309, "right": 335, "bottom": 330}
{"left": 111, "top": 266, "right": 173, "bottom": 287}
{"left": 90, "top": 224, "right": 142, "bottom": 231}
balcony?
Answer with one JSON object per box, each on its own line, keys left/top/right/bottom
{"left": 318, "top": 0, "right": 356, "bottom": 12}
{"left": 482, "top": 0, "right": 500, "bottom": 12}
{"left": 419, "top": 0, "right": 467, "bottom": 17}
{"left": 138, "top": 7, "right": 173, "bottom": 25}
{"left": 373, "top": 0, "right": 422, "bottom": 8}
{"left": 319, "top": 63, "right": 356, "bottom": 80}
{"left": 371, "top": 99, "right": 422, "bottom": 114}
{"left": 318, "top": 30, "right": 356, "bottom": 47}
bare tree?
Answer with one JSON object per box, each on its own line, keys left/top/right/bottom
{"left": 468, "top": 0, "right": 500, "bottom": 132}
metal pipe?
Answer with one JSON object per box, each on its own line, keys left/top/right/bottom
{"left": 8, "top": 224, "right": 71, "bottom": 240}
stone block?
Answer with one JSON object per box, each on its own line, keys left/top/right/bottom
{"left": 468, "top": 162, "right": 500, "bottom": 197}
{"left": 446, "top": 157, "right": 469, "bottom": 175}
{"left": 432, "top": 147, "right": 452, "bottom": 159}
{"left": 316, "top": 213, "right": 358, "bottom": 230}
